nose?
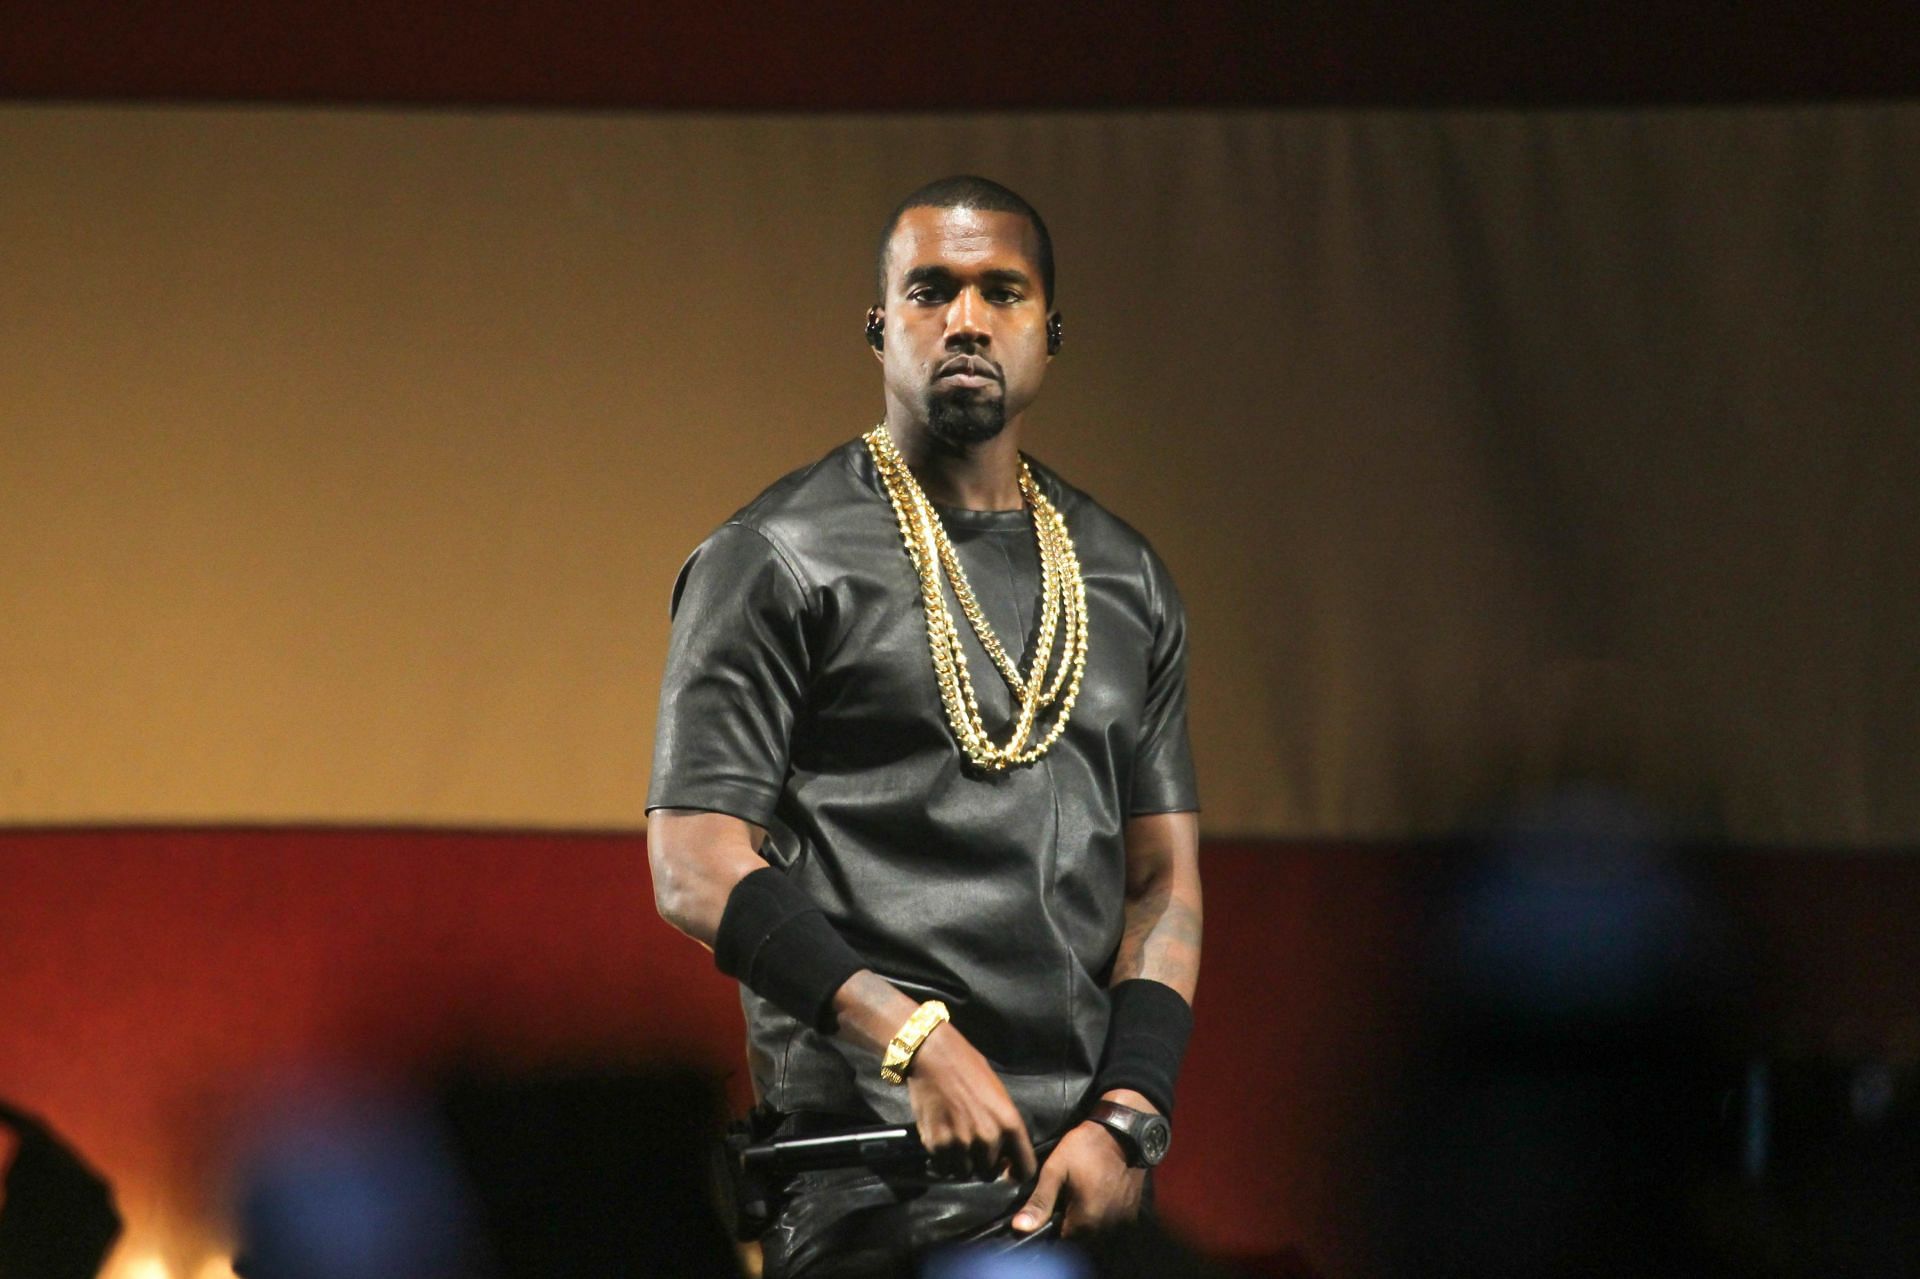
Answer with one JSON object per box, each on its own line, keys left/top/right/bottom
{"left": 943, "top": 286, "right": 990, "bottom": 348}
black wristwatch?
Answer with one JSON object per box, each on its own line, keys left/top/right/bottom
{"left": 1084, "top": 1100, "right": 1172, "bottom": 1168}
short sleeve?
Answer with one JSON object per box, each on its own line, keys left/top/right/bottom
{"left": 646, "top": 522, "right": 813, "bottom": 827}
{"left": 1129, "top": 543, "right": 1200, "bottom": 815}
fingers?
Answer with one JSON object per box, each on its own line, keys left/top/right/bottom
{"left": 926, "top": 1137, "right": 973, "bottom": 1181}
{"left": 1007, "top": 1117, "right": 1038, "bottom": 1181}
{"left": 917, "top": 1115, "right": 1032, "bottom": 1182}
{"left": 1061, "top": 1190, "right": 1099, "bottom": 1239}
{"left": 974, "top": 1095, "right": 1036, "bottom": 1181}
{"left": 908, "top": 1029, "right": 1036, "bottom": 1183}
{"left": 983, "top": 1121, "right": 1025, "bottom": 1180}
{"left": 1012, "top": 1156, "right": 1066, "bottom": 1233}
{"left": 1018, "top": 1128, "right": 1146, "bottom": 1238}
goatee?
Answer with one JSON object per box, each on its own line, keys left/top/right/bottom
{"left": 926, "top": 390, "right": 1007, "bottom": 448}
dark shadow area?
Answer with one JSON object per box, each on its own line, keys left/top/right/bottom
{"left": 1365, "top": 785, "right": 1757, "bottom": 1278}
{"left": 230, "top": 1063, "right": 741, "bottom": 1279}
{"left": 1356, "top": 783, "right": 1920, "bottom": 1277}
{"left": 437, "top": 1064, "right": 741, "bottom": 1279}
{"left": 0, "top": 1099, "right": 123, "bottom": 1279}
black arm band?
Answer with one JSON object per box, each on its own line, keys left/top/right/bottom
{"left": 1091, "top": 978, "right": 1194, "bottom": 1117}
{"left": 714, "top": 866, "right": 866, "bottom": 1036}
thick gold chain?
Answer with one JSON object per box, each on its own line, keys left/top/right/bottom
{"left": 866, "top": 426, "right": 1088, "bottom": 771}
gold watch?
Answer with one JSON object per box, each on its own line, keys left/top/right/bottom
{"left": 879, "top": 1000, "right": 950, "bottom": 1085}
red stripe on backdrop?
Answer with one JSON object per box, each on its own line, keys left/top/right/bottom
{"left": 0, "top": 830, "right": 740, "bottom": 1267}
{"left": 4, "top": 829, "right": 1920, "bottom": 1273}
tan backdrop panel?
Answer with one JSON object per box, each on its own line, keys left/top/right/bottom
{"left": 3, "top": 105, "right": 1916, "bottom": 843}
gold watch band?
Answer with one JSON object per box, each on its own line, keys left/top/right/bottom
{"left": 879, "top": 1000, "right": 950, "bottom": 1085}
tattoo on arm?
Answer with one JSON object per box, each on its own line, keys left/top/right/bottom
{"left": 1110, "top": 874, "right": 1202, "bottom": 996}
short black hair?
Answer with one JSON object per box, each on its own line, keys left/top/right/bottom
{"left": 875, "top": 175, "right": 1055, "bottom": 306}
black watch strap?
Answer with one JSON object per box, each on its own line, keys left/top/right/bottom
{"left": 1085, "top": 1100, "right": 1172, "bottom": 1168}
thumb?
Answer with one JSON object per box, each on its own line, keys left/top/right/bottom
{"left": 1012, "top": 1157, "right": 1066, "bottom": 1233}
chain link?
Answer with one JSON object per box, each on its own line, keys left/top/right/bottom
{"left": 867, "top": 426, "right": 1089, "bottom": 771}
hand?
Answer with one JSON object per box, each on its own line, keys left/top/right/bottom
{"left": 906, "top": 1022, "right": 1038, "bottom": 1182}
{"left": 1011, "top": 1119, "right": 1145, "bottom": 1237}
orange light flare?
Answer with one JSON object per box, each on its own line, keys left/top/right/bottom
{"left": 100, "top": 1245, "right": 239, "bottom": 1279}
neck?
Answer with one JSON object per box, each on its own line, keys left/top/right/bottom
{"left": 882, "top": 412, "right": 1025, "bottom": 511}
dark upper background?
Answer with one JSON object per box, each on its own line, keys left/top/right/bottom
{"left": 2, "top": 0, "right": 1913, "bottom": 111}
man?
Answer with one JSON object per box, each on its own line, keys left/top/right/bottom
{"left": 647, "top": 176, "right": 1202, "bottom": 1274}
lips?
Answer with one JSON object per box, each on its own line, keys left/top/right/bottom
{"left": 935, "top": 355, "right": 1002, "bottom": 384}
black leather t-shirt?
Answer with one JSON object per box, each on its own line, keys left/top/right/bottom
{"left": 647, "top": 438, "right": 1198, "bottom": 1141}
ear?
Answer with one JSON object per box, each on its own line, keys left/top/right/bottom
{"left": 1046, "top": 311, "right": 1064, "bottom": 358}
{"left": 865, "top": 306, "right": 886, "bottom": 358}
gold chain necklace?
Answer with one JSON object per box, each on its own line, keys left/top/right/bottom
{"left": 866, "top": 425, "right": 1089, "bottom": 771}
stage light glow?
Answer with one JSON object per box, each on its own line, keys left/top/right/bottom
{"left": 115, "top": 1257, "right": 172, "bottom": 1279}
{"left": 192, "top": 1258, "right": 240, "bottom": 1279}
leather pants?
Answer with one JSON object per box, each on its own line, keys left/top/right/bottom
{"left": 757, "top": 1117, "right": 1063, "bottom": 1279}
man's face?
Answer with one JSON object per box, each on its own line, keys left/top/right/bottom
{"left": 877, "top": 205, "right": 1052, "bottom": 448}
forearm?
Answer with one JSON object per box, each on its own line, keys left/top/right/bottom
{"left": 646, "top": 808, "right": 771, "bottom": 947}
{"left": 830, "top": 968, "right": 926, "bottom": 1056}
{"left": 649, "top": 808, "right": 925, "bottom": 1053}
{"left": 1108, "top": 811, "right": 1203, "bottom": 1002}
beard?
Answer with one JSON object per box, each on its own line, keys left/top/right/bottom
{"left": 925, "top": 386, "right": 1007, "bottom": 448}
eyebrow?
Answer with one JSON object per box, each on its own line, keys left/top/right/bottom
{"left": 901, "top": 265, "right": 1035, "bottom": 291}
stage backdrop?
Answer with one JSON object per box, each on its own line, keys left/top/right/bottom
{"left": 3, "top": 103, "right": 1917, "bottom": 843}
